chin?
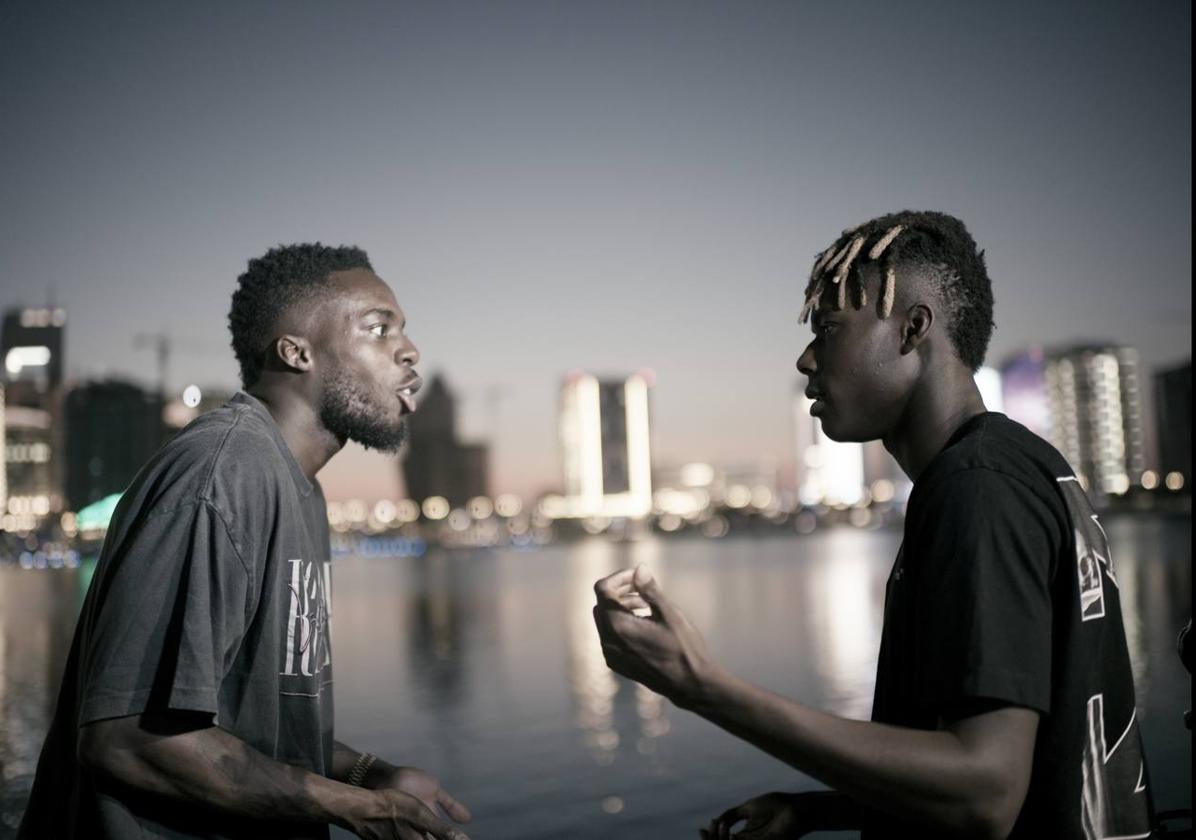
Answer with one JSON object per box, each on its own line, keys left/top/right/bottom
{"left": 817, "top": 417, "right": 876, "bottom": 444}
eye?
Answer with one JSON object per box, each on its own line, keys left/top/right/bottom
{"left": 368, "top": 323, "right": 389, "bottom": 337}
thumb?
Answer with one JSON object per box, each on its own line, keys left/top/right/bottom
{"left": 633, "top": 564, "right": 665, "bottom": 604}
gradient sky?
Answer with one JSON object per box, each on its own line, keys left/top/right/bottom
{"left": 1, "top": 1, "right": 1190, "bottom": 502}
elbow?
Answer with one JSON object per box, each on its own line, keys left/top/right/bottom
{"left": 966, "top": 812, "right": 1016, "bottom": 840}
{"left": 77, "top": 717, "right": 139, "bottom": 782}
{"left": 77, "top": 720, "right": 116, "bottom": 775}
{"left": 959, "top": 780, "right": 1027, "bottom": 840}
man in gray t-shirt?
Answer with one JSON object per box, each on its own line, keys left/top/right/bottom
{"left": 20, "top": 245, "right": 471, "bottom": 840}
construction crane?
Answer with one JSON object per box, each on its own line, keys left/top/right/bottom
{"left": 132, "top": 333, "right": 222, "bottom": 399}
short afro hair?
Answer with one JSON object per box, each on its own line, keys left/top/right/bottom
{"left": 228, "top": 243, "right": 372, "bottom": 387}
{"left": 800, "top": 210, "right": 995, "bottom": 371}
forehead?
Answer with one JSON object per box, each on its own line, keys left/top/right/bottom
{"left": 325, "top": 268, "right": 403, "bottom": 318}
{"left": 812, "top": 262, "right": 885, "bottom": 317}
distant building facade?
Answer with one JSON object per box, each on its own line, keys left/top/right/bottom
{"left": 401, "top": 374, "right": 489, "bottom": 507}
{"left": 2, "top": 306, "right": 67, "bottom": 516}
{"left": 1000, "top": 348, "right": 1051, "bottom": 439}
{"left": 1153, "top": 361, "right": 1191, "bottom": 484}
{"left": 1044, "top": 344, "right": 1144, "bottom": 496}
{"left": 555, "top": 371, "right": 652, "bottom": 518}
{"left": 64, "top": 380, "right": 165, "bottom": 510}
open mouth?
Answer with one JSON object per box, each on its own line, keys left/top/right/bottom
{"left": 397, "top": 375, "right": 423, "bottom": 414}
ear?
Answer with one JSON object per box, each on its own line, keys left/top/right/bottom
{"left": 899, "top": 304, "right": 934, "bottom": 355}
{"left": 273, "top": 334, "right": 314, "bottom": 373}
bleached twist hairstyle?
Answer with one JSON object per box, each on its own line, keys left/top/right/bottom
{"left": 800, "top": 210, "right": 995, "bottom": 371}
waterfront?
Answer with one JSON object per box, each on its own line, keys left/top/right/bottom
{"left": 1, "top": 516, "right": 1190, "bottom": 838}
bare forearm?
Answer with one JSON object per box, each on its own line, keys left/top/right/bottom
{"left": 83, "top": 720, "right": 368, "bottom": 830}
{"left": 689, "top": 667, "right": 1026, "bottom": 837}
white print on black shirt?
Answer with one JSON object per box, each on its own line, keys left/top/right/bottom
{"left": 1057, "top": 476, "right": 1151, "bottom": 840}
{"left": 280, "top": 557, "right": 332, "bottom": 686}
{"left": 1058, "top": 477, "right": 1119, "bottom": 622}
{"left": 1081, "top": 694, "right": 1150, "bottom": 840}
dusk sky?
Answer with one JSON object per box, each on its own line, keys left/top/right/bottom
{"left": 1, "top": 1, "right": 1190, "bottom": 502}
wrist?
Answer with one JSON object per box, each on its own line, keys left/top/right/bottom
{"left": 346, "top": 752, "right": 379, "bottom": 787}
{"left": 360, "top": 755, "right": 398, "bottom": 790}
{"left": 675, "top": 657, "right": 730, "bottom": 712}
{"left": 314, "top": 773, "right": 378, "bottom": 831}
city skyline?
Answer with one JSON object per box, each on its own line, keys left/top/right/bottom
{"left": 1, "top": 1, "right": 1190, "bottom": 501}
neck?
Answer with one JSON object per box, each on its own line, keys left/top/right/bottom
{"left": 884, "top": 365, "right": 987, "bottom": 482}
{"left": 247, "top": 382, "right": 343, "bottom": 480}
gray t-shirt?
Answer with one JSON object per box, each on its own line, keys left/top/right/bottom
{"left": 20, "top": 392, "right": 335, "bottom": 839}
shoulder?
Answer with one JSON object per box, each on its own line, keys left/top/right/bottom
{"left": 917, "top": 414, "right": 1072, "bottom": 505}
{"left": 909, "top": 415, "right": 1072, "bottom": 547}
{"left": 120, "top": 398, "right": 295, "bottom": 523}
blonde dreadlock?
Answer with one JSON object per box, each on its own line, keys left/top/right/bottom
{"left": 801, "top": 224, "right": 905, "bottom": 322}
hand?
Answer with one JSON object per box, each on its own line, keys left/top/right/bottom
{"left": 346, "top": 787, "right": 471, "bottom": 840}
{"left": 592, "top": 565, "right": 713, "bottom": 708}
{"left": 699, "top": 792, "right": 804, "bottom": 839}
{"left": 368, "top": 765, "right": 472, "bottom": 827}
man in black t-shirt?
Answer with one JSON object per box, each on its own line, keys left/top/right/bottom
{"left": 593, "top": 211, "right": 1153, "bottom": 838}
{"left": 20, "top": 245, "right": 472, "bottom": 840}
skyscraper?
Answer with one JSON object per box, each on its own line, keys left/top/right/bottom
{"left": 793, "top": 390, "right": 865, "bottom": 506}
{"left": 400, "top": 374, "right": 489, "bottom": 507}
{"left": 999, "top": 348, "right": 1051, "bottom": 439}
{"left": 1153, "top": 361, "right": 1191, "bottom": 485}
{"left": 557, "top": 371, "right": 652, "bottom": 518}
{"left": 1044, "top": 345, "right": 1144, "bottom": 496}
{"left": 2, "top": 306, "right": 67, "bottom": 515}
{"left": 64, "top": 380, "right": 165, "bottom": 510}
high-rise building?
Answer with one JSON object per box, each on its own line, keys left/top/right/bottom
{"left": 793, "top": 390, "right": 866, "bottom": 506}
{"left": 556, "top": 371, "right": 652, "bottom": 518}
{"left": 2, "top": 306, "right": 67, "bottom": 515}
{"left": 0, "top": 384, "right": 6, "bottom": 515}
{"left": 401, "top": 374, "right": 489, "bottom": 507}
{"left": 1153, "top": 361, "right": 1191, "bottom": 484}
{"left": 1044, "top": 345, "right": 1144, "bottom": 496}
{"left": 64, "top": 380, "right": 165, "bottom": 510}
{"left": 1000, "top": 348, "right": 1051, "bottom": 439}
{"left": 2, "top": 307, "right": 65, "bottom": 399}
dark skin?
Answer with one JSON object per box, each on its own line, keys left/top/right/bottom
{"left": 78, "top": 269, "right": 472, "bottom": 840}
{"left": 594, "top": 264, "right": 1038, "bottom": 840}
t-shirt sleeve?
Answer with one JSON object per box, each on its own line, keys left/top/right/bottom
{"left": 78, "top": 499, "right": 253, "bottom": 725}
{"left": 909, "top": 468, "right": 1062, "bottom": 716}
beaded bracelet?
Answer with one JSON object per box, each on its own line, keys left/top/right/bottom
{"left": 347, "top": 752, "right": 379, "bottom": 787}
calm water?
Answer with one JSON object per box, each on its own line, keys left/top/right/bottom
{"left": 1, "top": 516, "right": 1191, "bottom": 838}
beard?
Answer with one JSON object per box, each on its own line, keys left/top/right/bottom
{"left": 319, "top": 369, "right": 407, "bottom": 452}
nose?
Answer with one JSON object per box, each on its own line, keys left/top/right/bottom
{"left": 796, "top": 341, "right": 816, "bottom": 376}
{"left": 398, "top": 334, "right": 420, "bottom": 368}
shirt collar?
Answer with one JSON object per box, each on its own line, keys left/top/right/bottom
{"left": 229, "top": 391, "right": 315, "bottom": 497}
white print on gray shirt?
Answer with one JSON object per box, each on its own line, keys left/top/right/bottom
{"left": 280, "top": 557, "right": 332, "bottom": 682}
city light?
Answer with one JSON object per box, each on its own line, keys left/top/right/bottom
{"left": 422, "top": 496, "right": 450, "bottom": 520}
{"left": 372, "top": 499, "right": 396, "bottom": 525}
{"left": 5, "top": 346, "right": 51, "bottom": 375}
{"left": 494, "top": 493, "right": 522, "bottom": 517}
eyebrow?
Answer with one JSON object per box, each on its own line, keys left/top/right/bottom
{"left": 359, "top": 307, "right": 396, "bottom": 321}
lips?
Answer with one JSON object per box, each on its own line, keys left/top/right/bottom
{"left": 805, "top": 386, "right": 826, "bottom": 416}
{"left": 396, "top": 373, "right": 423, "bottom": 414}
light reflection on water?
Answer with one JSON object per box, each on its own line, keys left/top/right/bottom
{"left": 0, "top": 516, "right": 1190, "bottom": 839}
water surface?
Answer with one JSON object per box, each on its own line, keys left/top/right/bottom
{"left": 1, "top": 517, "right": 1190, "bottom": 838}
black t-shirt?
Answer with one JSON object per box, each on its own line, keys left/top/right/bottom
{"left": 870, "top": 413, "right": 1153, "bottom": 839}
{"left": 20, "top": 393, "right": 335, "bottom": 839}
